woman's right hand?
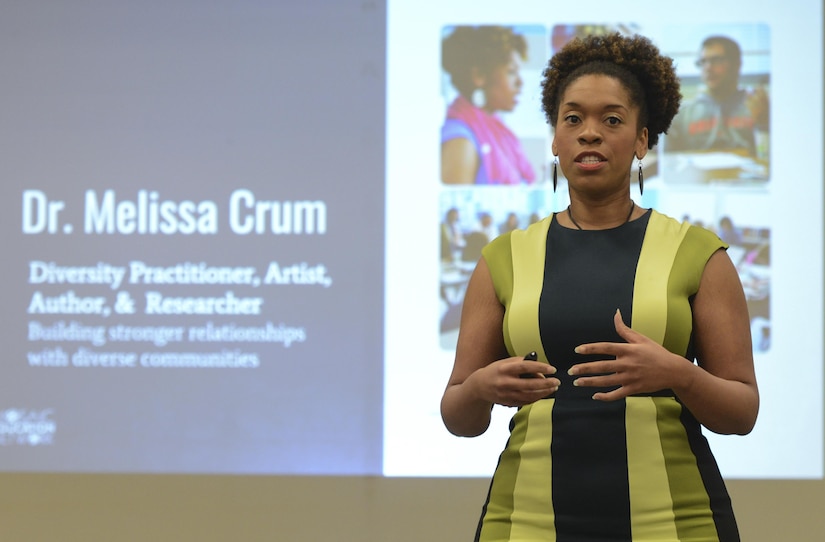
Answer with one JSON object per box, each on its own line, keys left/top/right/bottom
{"left": 442, "top": 258, "right": 557, "bottom": 436}
{"left": 467, "top": 356, "right": 560, "bottom": 407}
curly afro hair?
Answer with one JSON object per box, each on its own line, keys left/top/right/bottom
{"left": 541, "top": 33, "right": 681, "bottom": 149}
{"left": 442, "top": 26, "right": 528, "bottom": 98}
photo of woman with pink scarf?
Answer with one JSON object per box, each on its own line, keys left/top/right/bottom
{"left": 441, "top": 26, "right": 540, "bottom": 185}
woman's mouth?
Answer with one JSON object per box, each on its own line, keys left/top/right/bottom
{"left": 575, "top": 154, "right": 607, "bottom": 170}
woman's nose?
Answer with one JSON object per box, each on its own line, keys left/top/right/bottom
{"left": 577, "top": 120, "right": 602, "bottom": 143}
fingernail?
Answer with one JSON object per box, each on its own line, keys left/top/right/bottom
{"left": 574, "top": 346, "right": 582, "bottom": 354}
{"left": 573, "top": 379, "right": 580, "bottom": 386}
{"left": 567, "top": 368, "right": 576, "bottom": 376}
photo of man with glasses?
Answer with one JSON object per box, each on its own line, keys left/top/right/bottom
{"left": 665, "top": 35, "right": 770, "bottom": 157}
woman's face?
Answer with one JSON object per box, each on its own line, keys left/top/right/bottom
{"left": 552, "top": 74, "right": 647, "bottom": 196}
{"left": 480, "top": 51, "right": 523, "bottom": 112}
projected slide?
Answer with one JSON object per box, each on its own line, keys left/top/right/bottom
{"left": 385, "top": 2, "right": 823, "bottom": 478}
{"left": 0, "top": 3, "right": 384, "bottom": 475}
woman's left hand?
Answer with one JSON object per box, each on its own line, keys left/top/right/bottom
{"left": 568, "top": 309, "right": 693, "bottom": 401}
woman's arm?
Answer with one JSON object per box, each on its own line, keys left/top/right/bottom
{"left": 441, "top": 138, "right": 479, "bottom": 184}
{"left": 676, "top": 248, "right": 759, "bottom": 434}
{"left": 441, "top": 257, "right": 559, "bottom": 437}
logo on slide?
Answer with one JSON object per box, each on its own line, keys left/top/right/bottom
{"left": 0, "top": 408, "right": 56, "bottom": 446}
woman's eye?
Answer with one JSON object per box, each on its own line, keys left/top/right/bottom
{"left": 606, "top": 116, "right": 622, "bottom": 125}
{"left": 564, "top": 115, "right": 580, "bottom": 124}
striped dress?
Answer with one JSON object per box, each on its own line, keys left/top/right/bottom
{"left": 476, "top": 209, "right": 739, "bottom": 542}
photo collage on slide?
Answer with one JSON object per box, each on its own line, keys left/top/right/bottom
{"left": 438, "top": 23, "right": 771, "bottom": 353}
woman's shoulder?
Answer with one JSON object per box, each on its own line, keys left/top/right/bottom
{"left": 648, "top": 209, "right": 728, "bottom": 255}
{"left": 483, "top": 215, "right": 553, "bottom": 259}
{"left": 441, "top": 118, "right": 477, "bottom": 145}
{"left": 482, "top": 229, "right": 513, "bottom": 261}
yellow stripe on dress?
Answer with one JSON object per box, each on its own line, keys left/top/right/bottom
{"left": 505, "top": 216, "right": 551, "bottom": 360}
{"left": 631, "top": 212, "right": 690, "bottom": 348}
{"left": 626, "top": 397, "right": 679, "bottom": 540}
{"left": 479, "top": 405, "right": 529, "bottom": 541}
{"left": 657, "top": 398, "right": 720, "bottom": 541}
{"left": 479, "top": 217, "right": 556, "bottom": 541}
{"left": 508, "top": 399, "right": 556, "bottom": 541}
{"left": 629, "top": 213, "right": 721, "bottom": 540}
{"left": 627, "top": 397, "right": 720, "bottom": 541}
{"left": 506, "top": 218, "right": 555, "bottom": 539}
{"left": 628, "top": 212, "right": 687, "bottom": 540}
{"left": 479, "top": 400, "right": 556, "bottom": 541}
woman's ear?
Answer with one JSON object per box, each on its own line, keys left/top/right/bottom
{"left": 470, "top": 66, "right": 486, "bottom": 88}
{"left": 635, "top": 127, "right": 649, "bottom": 159}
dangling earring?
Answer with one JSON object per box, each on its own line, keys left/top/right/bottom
{"left": 471, "top": 88, "right": 485, "bottom": 108}
{"left": 552, "top": 156, "right": 558, "bottom": 192}
{"left": 638, "top": 158, "right": 644, "bottom": 195}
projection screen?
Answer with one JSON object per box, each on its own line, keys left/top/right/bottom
{"left": 1, "top": 0, "right": 822, "bottom": 481}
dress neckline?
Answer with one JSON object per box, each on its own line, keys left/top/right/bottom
{"left": 551, "top": 207, "right": 652, "bottom": 232}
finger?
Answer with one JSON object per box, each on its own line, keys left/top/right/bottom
{"left": 519, "top": 372, "right": 558, "bottom": 381}
{"left": 591, "top": 388, "right": 629, "bottom": 402}
{"left": 571, "top": 374, "right": 620, "bottom": 388}
{"left": 503, "top": 382, "right": 560, "bottom": 406}
{"left": 613, "top": 309, "right": 641, "bottom": 343}
{"left": 521, "top": 376, "right": 561, "bottom": 394}
{"left": 517, "top": 360, "right": 557, "bottom": 376}
{"left": 542, "top": 385, "right": 560, "bottom": 399}
{"left": 540, "top": 377, "right": 561, "bottom": 389}
{"left": 573, "top": 342, "right": 627, "bottom": 357}
{"left": 519, "top": 378, "right": 562, "bottom": 398}
{"left": 568, "top": 359, "right": 620, "bottom": 376}
{"left": 534, "top": 379, "right": 560, "bottom": 399}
